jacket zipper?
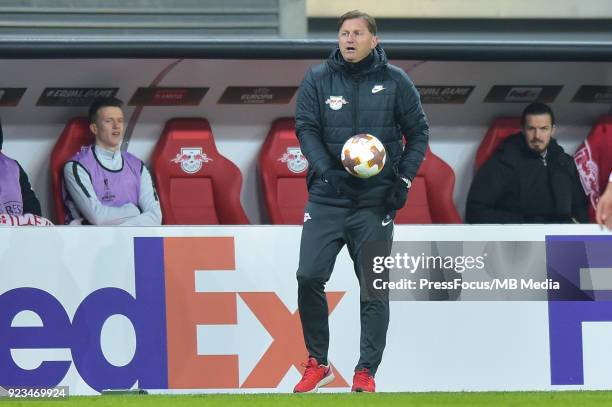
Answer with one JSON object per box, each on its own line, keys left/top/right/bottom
{"left": 352, "top": 80, "right": 359, "bottom": 136}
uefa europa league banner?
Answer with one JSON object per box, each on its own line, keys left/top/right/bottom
{"left": 0, "top": 225, "right": 611, "bottom": 395}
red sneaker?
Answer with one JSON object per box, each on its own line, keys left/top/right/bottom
{"left": 293, "top": 357, "right": 335, "bottom": 393}
{"left": 351, "top": 368, "right": 375, "bottom": 392}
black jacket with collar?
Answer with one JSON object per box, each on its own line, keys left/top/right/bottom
{"left": 466, "top": 133, "right": 588, "bottom": 223}
{"left": 295, "top": 45, "right": 429, "bottom": 208}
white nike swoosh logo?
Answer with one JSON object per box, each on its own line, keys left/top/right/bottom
{"left": 382, "top": 218, "right": 393, "bottom": 226}
{"left": 372, "top": 87, "right": 385, "bottom": 94}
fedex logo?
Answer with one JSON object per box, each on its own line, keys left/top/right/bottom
{"left": 0, "top": 237, "right": 347, "bottom": 392}
{"left": 547, "top": 235, "right": 612, "bottom": 385}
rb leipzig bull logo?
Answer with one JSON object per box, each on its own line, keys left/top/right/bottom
{"left": 171, "top": 147, "right": 212, "bottom": 174}
{"left": 278, "top": 147, "right": 308, "bottom": 173}
{"left": 574, "top": 142, "right": 600, "bottom": 209}
{"left": 325, "top": 96, "right": 348, "bottom": 111}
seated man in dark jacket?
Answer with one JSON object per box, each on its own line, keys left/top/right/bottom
{"left": 466, "top": 102, "right": 588, "bottom": 223}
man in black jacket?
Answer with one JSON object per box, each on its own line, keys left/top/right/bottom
{"left": 466, "top": 102, "right": 588, "bottom": 224}
{"left": 293, "top": 10, "right": 429, "bottom": 393}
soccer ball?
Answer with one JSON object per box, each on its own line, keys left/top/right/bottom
{"left": 341, "top": 134, "right": 386, "bottom": 178}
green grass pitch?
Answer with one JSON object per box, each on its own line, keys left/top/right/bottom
{"left": 7, "top": 391, "right": 612, "bottom": 406}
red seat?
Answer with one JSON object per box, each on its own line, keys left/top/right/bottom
{"left": 259, "top": 118, "right": 308, "bottom": 224}
{"left": 259, "top": 118, "right": 461, "bottom": 224}
{"left": 475, "top": 117, "right": 521, "bottom": 170}
{"left": 49, "top": 117, "right": 95, "bottom": 224}
{"left": 394, "top": 147, "right": 462, "bottom": 224}
{"left": 574, "top": 115, "right": 612, "bottom": 222}
{"left": 151, "top": 118, "right": 249, "bottom": 225}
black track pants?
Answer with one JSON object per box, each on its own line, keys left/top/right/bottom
{"left": 296, "top": 201, "right": 394, "bottom": 376}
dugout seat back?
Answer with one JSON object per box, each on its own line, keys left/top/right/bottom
{"left": 475, "top": 117, "right": 521, "bottom": 170}
{"left": 50, "top": 117, "right": 95, "bottom": 224}
{"left": 395, "top": 147, "right": 462, "bottom": 224}
{"left": 259, "top": 118, "right": 308, "bottom": 224}
{"left": 151, "top": 118, "right": 249, "bottom": 225}
{"left": 574, "top": 115, "right": 612, "bottom": 222}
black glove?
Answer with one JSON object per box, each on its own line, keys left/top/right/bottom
{"left": 385, "top": 175, "right": 410, "bottom": 211}
{"left": 322, "top": 169, "right": 360, "bottom": 200}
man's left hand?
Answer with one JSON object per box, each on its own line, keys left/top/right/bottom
{"left": 385, "top": 175, "right": 411, "bottom": 211}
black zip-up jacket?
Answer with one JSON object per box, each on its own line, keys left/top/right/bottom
{"left": 466, "top": 133, "right": 588, "bottom": 223}
{"left": 295, "top": 45, "right": 429, "bottom": 208}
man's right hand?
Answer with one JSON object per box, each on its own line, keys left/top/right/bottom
{"left": 322, "top": 169, "right": 359, "bottom": 200}
{"left": 596, "top": 181, "right": 612, "bottom": 230}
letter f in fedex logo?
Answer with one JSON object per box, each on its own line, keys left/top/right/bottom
{"left": 0, "top": 237, "right": 347, "bottom": 392}
{"left": 547, "top": 235, "right": 612, "bottom": 385}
